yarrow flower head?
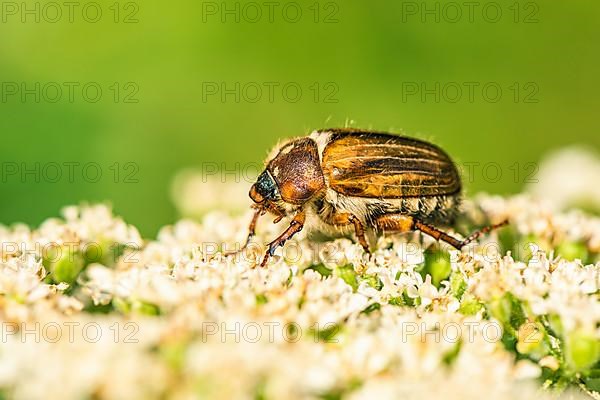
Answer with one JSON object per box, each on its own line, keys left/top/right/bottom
{"left": 0, "top": 186, "right": 598, "bottom": 399}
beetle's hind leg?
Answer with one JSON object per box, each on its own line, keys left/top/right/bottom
{"left": 455, "top": 220, "right": 508, "bottom": 248}
{"left": 374, "top": 214, "right": 462, "bottom": 248}
{"left": 374, "top": 213, "right": 507, "bottom": 250}
{"left": 411, "top": 220, "right": 464, "bottom": 249}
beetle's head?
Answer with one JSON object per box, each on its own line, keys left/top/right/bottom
{"left": 249, "top": 170, "right": 279, "bottom": 205}
{"left": 249, "top": 137, "right": 325, "bottom": 214}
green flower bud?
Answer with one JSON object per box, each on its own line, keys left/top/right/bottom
{"left": 449, "top": 271, "right": 467, "bottom": 299}
{"left": 363, "top": 274, "right": 383, "bottom": 290}
{"left": 516, "top": 322, "right": 548, "bottom": 359}
{"left": 424, "top": 248, "right": 451, "bottom": 287}
{"left": 112, "top": 297, "right": 131, "bottom": 314}
{"left": 114, "top": 298, "right": 161, "bottom": 316}
{"left": 306, "top": 263, "right": 333, "bottom": 277}
{"left": 132, "top": 300, "right": 161, "bottom": 316}
{"left": 458, "top": 294, "right": 484, "bottom": 315}
{"left": 487, "top": 296, "right": 512, "bottom": 326}
{"left": 487, "top": 293, "right": 526, "bottom": 332}
{"left": 565, "top": 329, "right": 600, "bottom": 373}
{"left": 546, "top": 314, "right": 564, "bottom": 338}
{"left": 335, "top": 264, "right": 358, "bottom": 291}
{"left": 255, "top": 294, "right": 268, "bottom": 305}
{"left": 44, "top": 245, "right": 85, "bottom": 285}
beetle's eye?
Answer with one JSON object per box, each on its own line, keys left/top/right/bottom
{"left": 249, "top": 184, "right": 264, "bottom": 203}
{"left": 251, "top": 170, "right": 279, "bottom": 202}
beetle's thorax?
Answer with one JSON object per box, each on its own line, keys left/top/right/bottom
{"left": 266, "top": 137, "right": 326, "bottom": 205}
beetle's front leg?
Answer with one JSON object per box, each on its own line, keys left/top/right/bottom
{"left": 260, "top": 211, "right": 306, "bottom": 267}
{"left": 224, "top": 207, "right": 264, "bottom": 256}
{"left": 241, "top": 207, "right": 264, "bottom": 249}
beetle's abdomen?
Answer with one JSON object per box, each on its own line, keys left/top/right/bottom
{"left": 320, "top": 130, "right": 461, "bottom": 198}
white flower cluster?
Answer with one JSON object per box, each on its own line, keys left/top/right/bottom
{"left": 0, "top": 194, "right": 598, "bottom": 400}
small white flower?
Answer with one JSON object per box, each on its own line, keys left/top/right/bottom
{"left": 418, "top": 275, "right": 439, "bottom": 307}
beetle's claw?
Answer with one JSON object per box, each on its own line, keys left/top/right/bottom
{"left": 258, "top": 243, "right": 277, "bottom": 267}
{"left": 268, "top": 242, "right": 280, "bottom": 257}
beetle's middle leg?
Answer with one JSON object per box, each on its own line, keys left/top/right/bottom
{"left": 374, "top": 213, "right": 507, "bottom": 250}
{"left": 321, "top": 210, "right": 370, "bottom": 253}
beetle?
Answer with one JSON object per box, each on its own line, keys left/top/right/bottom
{"left": 241, "top": 128, "right": 506, "bottom": 266}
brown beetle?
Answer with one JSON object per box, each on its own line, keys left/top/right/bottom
{"left": 242, "top": 128, "right": 506, "bottom": 266}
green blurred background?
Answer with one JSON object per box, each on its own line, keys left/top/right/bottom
{"left": 0, "top": 0, "right": 598, "bottom": 237}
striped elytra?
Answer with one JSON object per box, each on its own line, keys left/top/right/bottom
{"left": 319, "top": 129, "right": 461, "bottom": 198}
